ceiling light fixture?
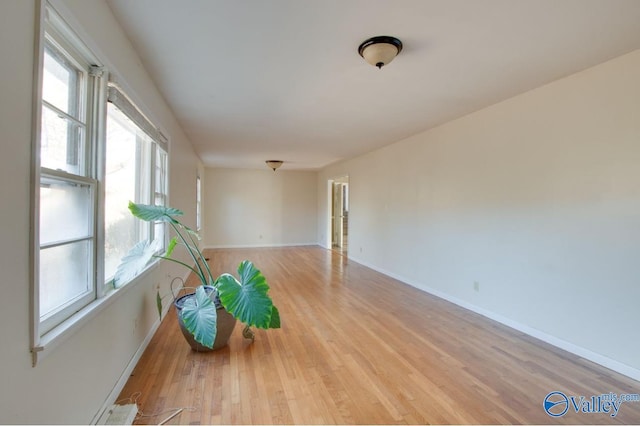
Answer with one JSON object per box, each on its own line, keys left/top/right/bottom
{"left": 358, "top": 35, "right": 403, "bottom": 69}
{"left": 265, "top": 160, "right": 283, "bottom": 171}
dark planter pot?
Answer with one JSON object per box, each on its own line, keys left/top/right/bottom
{"left": 174, "top": 286, "right": 237, "bottom": 352}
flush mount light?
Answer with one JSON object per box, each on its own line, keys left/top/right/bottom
{"left": 358, "top": 35, "right": 403, "bottom": 69}
{"left": 265, "top": 160, "right": 283, "bottom": 171}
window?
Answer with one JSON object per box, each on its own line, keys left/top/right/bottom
{"left": 32, "top": 3, "right": 169, "bottom": 359}
{"left": 104, "top": 91, "right": 168, "bottom": 285}
{"left": 196, "top": 174, "right": 202, "bottom": 231}
{"left": 38, "top": 17, "right": 99, "bottom": 335}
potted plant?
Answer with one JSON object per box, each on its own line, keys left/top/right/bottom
{"left": 114, "top": 202, "right": 280, "bottom": 351}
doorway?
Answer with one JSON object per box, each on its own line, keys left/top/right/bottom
{"left": 329, "top": 176, "right": 349, "bottom": 255}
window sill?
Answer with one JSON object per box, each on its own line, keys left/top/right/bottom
{"left": 31, "top": 261, "right": 159, "bottom": 366}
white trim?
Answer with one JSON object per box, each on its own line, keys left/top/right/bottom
{"left": 45, "top": 1, "right": 101, "bottom": 67}
{"left": 195, "top": 174, "right": 202, "bottom": 232}
{"left": 326, "top": 179, "right": 333, "bottom": 249}
{"left": 204, "top": 242, "right": 319, "bottom": 250}
{"left": 107, "top": 83, "right": 168, "bottom": 152}
{"left": 32, "top": 0, "right": 107, "bottom": 362}
{"left": 347, "top": 254, "right": 640, "bottom": 382}
{"left": 90, "top": 269, "right": 187, "bottom": 425}
{"left": 30, "top": 0, "right": 47, "bottom": 367}
{"left": 47, "top": 0, "right": 171, "bottom": 154}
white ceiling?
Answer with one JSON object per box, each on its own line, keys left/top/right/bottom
{"left": 106, "top": 0, "right": 640, "bottom": 170}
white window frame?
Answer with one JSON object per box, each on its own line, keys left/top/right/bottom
{"left": 104, "top": 84, "right": 169, "bottom": 286}
{"left": 196, "top": 174, "right": 202, "bottom": 231}
{"left": 30, "top": 1, "right": 170, "bottom": 366}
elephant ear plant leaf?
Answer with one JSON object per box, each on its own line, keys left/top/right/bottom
{"left": 114, "top": 202, "right": 280, "bottom": 349}
{"left": 128, "top": 203, "right": 183, "bottom": 223}
{"left": 180, "top": 286, "right": 218, "bottom": 349}
{"left": 113, "top": 240, "right": 160, "bottom": 288}
{"left": 216, "top": 261, "right": 275, "bottom": 329}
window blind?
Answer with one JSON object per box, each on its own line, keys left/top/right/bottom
{"left": 107, "top": 84, "right": 168, "bottom": 152}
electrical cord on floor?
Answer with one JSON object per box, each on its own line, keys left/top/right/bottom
{"left": 116, "top": 392, "right": 197, "bottom": 425}
{"left": 157, "top": 409, "right": 183, "bottom": 425}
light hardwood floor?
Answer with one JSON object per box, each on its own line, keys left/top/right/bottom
{"left": 118, "top": 246, "right": 640, "bottom": 424}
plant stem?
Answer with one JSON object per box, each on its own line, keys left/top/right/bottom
{"left": 152, "top": 254, "right": 200, "bottom": 276}
{"left": 169, "top": 221, "right": 207, "bottom": 285}
{"left": 185, "top": 225, "right": 216, "bottom": 286}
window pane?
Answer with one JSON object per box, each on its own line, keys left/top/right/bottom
{"left": 155, "top": 149, "right": 167, "bottom": 197}
{"left": 43, "top": 43, "right": 81, "bottom": 117}
{"left": 104, "top": 213, "right": 138, "bottom": 281}
{"left": 104, "top": 104, "right": 140, "bottom": 280}
{"left": 41, "top": 105, "right": 85, "bottom": 175}
{"left": 154, "top": 149, "right": 168, "bottom": 244}
{"left": 153, "top": 193, "right": 166, "bottom": 246}
{"left": 104, "top": 96, "right": 167, "bottom": 284}
{"left": 40, "top": 240, "right": 92, "bottom": 319}
{"left": 154, "top": 222, "right": 165, "bottom": 248}
{"left": 40, "top": 176, "right": 92, "bottom": 245}
{"left": 138, "top": 139, "right": 151, "bottom": 204}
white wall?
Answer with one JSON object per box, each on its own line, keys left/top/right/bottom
{"left": 319, "top": 50, "right": 640, "bottom": 376}
{"left": 0, "top": 1, "right": 202, "bottom": 423}
{"left": 204, "top": 168, "right": 317, "bottom": 248}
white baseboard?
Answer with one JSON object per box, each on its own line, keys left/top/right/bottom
{"left": 204, "top": 242, "right": 319, "bottom": 249}
{"left": 348, "top": 255, "right": 640, "bottom": 382}
{"left": 91, "top": 272, "right": 187, "bottom": 424}
{"left": 91, "top": 318, "right": 160, "bottom": 424}
{"left": 95, "top": 403, "right": 138, "bottom": 425}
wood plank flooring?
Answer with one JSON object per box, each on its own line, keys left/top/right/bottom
{"left": 118, "top": 246, "right": 640, "bottom": 424}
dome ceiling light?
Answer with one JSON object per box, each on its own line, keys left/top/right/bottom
{"left": 358, "top": 36, "right": 403, "bottom": 69}
{"left": 265, "top": 160, "right": 283, "bottom": 171}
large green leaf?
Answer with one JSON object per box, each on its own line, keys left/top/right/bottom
{"left": 179, "top": 286, "right": 218, "bottom": 349}
{"left": 216, "top": 261, "right": 274, "bottom": 329}
{"left": 129, "top": 202, "right": 183, "bottom": 223}
{"left": 113, "top": 240, "right": 159, "bottom": 287}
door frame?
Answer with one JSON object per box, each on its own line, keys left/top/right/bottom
{"left": 326, "top": 175, "right": 349, "bottom": 252}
